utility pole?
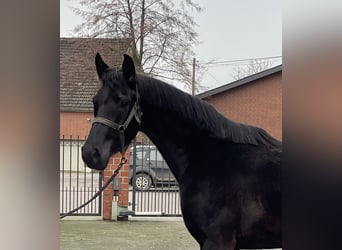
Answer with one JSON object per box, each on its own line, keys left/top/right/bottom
{"left": 192, "top": 58, "right": 196, "bottom": 96}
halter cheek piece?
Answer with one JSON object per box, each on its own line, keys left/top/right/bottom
{"left": 92, "top": 92, "right": 142, "bottom": 156}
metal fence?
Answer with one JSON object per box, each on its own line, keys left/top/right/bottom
{"left": 60, "top": 136, "right": 102, "bottom": 216}
{"left": 129, "top": 187, "right": 182, "bottom": 216}
{"left": 59, "top": 134, "right": 181, "bottom": 217}
{"left": 129, "top": 136, "right": 182, "bottom": 216}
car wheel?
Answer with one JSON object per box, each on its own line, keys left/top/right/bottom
{"left": 135, "top": 173, "right": 152, "bottom": 191}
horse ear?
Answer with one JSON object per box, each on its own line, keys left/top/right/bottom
{"left": 122, "top": 54, "right": 136, "bottom": 89}
{"left": 95, "top": 53, "right": 108, "bottom": 79}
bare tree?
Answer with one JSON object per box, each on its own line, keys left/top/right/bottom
{"left": 233, "top": 59, "right": 273, "bottom": 80}
{"left": 70, "top": 0, "right": 202, "bottom": 90}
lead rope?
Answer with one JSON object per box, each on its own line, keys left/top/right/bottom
{"left": 60, "top": 156, "right": 127, "bottom": 219}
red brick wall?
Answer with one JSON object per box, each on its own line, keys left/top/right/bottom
{"left": 203, "top": 72, "right": 282, "bottom": 140}
{"left": 103, "top": 151, "right": 130, "bottom": 220}
{"left": 60, "top": 112, "right": 93, "bottom": 139}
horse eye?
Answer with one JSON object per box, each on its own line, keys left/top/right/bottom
{"left": 120, "top": 100, "right": 129, "bottom": 106}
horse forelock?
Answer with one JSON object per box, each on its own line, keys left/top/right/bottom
{"left": 136, "top": 74, "right": 281, "bottom": 148}
{"left": 101, "top": 68, "right": 123, "bottom": 87}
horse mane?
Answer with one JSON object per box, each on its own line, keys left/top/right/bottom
{"left": 136, "top": 74, "right": 281, "bottom": 148}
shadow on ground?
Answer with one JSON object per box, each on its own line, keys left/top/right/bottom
{"left": 60, "top": 220, "right": 198, "bottom": 250}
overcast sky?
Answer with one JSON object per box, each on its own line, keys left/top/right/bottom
{"left": 60, "top": 0, "right": 282, "bottom": 92}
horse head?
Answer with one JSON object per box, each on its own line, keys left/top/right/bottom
{"left": 82, "top": 53, "right": 141, "bottom": 170}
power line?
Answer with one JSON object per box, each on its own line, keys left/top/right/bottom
{"left": 206, "top": 71, "right": 222, "bottom": 85}
{"left": 203, "top": 55, "right": 282, "bottom": 66}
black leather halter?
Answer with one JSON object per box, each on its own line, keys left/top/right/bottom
{"left": 92, "top": 92, "right": 142, "bottom": 156}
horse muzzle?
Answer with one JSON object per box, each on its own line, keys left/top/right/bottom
{"left": 81, "top": 145, "right": 108, "bottom": 170}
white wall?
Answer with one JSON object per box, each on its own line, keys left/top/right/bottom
{"left": 60, "top": 140, "right": 93, "bottom": 173}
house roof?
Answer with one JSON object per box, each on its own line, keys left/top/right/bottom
{"left": 197, "top": 64, "right": 282, "bottom": 99}
{"left": 60, "top": 37, "right": 132, "bottom": 112}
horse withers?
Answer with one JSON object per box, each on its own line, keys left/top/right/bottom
{"left": 82, "top": 53, "right": 282, "bottom": 250}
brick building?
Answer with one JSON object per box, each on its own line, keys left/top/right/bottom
{"left": 198, "top": 65, "right": 282, "bottom": 141}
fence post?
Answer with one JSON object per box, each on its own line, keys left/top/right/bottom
{"left": 102, "top": 150, "right": 130, "bottom": 220}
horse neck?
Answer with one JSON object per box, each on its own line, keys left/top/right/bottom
{"left": 135, "top": 76, "right": 215, "bottom": 180}
{"left": 139, "top": 104, "right": 192, "bottom": 180}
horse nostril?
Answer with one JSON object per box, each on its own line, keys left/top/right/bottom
{"left": 82, "top": 146, "right": 101, "bottom": 160}
{"left": 92, "top": 148, "right": 100, "bottom": 158}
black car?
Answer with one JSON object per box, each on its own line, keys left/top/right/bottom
{"left": 129, "top": 145, "right": 177, "bottom": 190}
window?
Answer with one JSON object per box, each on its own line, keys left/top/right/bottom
{"left": 150, "top": 149, "right": 164, "bottom": 162}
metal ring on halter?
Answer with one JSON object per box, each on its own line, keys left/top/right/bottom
{"left": 118, "top": 125, "right": 125, "bottom": 132}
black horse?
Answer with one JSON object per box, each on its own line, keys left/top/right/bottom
{"left": 82, "top": 53, "right": 282, "bottom": 250}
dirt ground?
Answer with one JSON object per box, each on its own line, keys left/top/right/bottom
{"left": 60, "top": 219, "right": 199, "bottom": 250}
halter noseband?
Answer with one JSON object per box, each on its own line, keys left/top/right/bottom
{"left": 92, "top": 93, "right": 142, "bottom": 156}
